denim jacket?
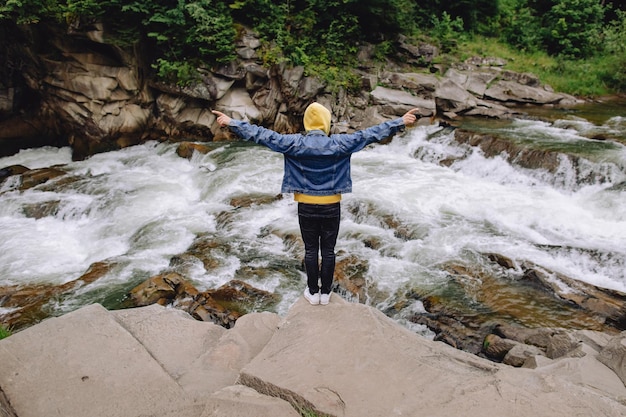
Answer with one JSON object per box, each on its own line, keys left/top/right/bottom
{"left": 229, "top": 118, "right": 406, "bottom": 195}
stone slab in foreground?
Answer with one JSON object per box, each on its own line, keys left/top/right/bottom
{"left": 2, "top": 297, "right": 626, "bottom": 417}
{"left": 239, "top": 296, "right": 626, "bottom": 417}
{"left": 0, "top": 304, "right": 195, "bottom": 417}
{"left": 0, "top": 303, "right": 292, "bottom": 417}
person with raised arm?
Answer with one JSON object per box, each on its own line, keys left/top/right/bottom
{"left": 212, "top": 103, "right": 419, "bottom": 305}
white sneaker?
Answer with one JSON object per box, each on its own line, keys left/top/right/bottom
{"left": 304, "top": 288, "right": 320, "bottom": 305}
{"left": 320, "top": 293, "right": 331, "bottom": 305}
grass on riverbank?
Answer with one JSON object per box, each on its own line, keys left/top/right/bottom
{"left": 0, "top": 325, "right": 11, "bottom": 340}
{"left": 453, "top": 36, "right": 620, "bottom": 98}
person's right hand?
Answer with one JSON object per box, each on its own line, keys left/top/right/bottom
{"left": 402, "top": 108, "right": 420, "bottom": 126}
{"left": 211, "top": 110, "right": 232, "bottom": 127}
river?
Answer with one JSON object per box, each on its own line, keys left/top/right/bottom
{"left": 1, "top": 102, "right": 625, "bottom": 334}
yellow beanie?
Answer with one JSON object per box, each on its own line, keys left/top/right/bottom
{"left": 303, "top": 102, "right": 331, "bottom": 135}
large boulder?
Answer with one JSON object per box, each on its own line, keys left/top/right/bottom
{"left": 369, "top": 86, "right": 435, "bottom": 117}
{"left": 239, "top": 296, "right": 626, "bottom": 417}
{"left": 435, "top": 78, "right": 478, "bottom": 113}
{"left": 0, "top": 304, "right": 195, "bottom": 417}
{"left": 216, "top": 88, "right": 262, "bottom": 123}
{"left": 1, "top": 300, "right": 626, "bottom": 417}
{"left": 484, "top": 80, "right": 566, "bottom": 104}
{"left": 598, "top": 332, "right": 626, "bottom": 387}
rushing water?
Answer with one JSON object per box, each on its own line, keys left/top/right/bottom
{"left": 1, "top": 105, "right": 625, "bottom": 330}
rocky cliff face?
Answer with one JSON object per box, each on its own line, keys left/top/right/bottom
{"left": 0, "top": 22, "right": 582, "bottom": 160}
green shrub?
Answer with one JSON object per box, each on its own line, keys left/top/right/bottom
{"left": 306, "top": 64, "right": 361, "bottom": 94}
{"left": 0, "top": 0, "right": 63, "bottom": 23}
{"left": 121, "top": 0, "right": 236, "bottom": 65}
{"left": 541, "top": 0, "right": 605, "bottom": 58}
{"left": 501, "top": 3, "right": 542, "bottom": 53}
{"left": 600, "top": 10, "right": 626, "bottom": 91}
{"left": 152, "top": 58, "right": 199, "bottom": 86}
{"left": 0, "top": 325, "right": 11, "bottom": 340}
{"left": 430, "top": 12, "right": 465, "bottom": 52}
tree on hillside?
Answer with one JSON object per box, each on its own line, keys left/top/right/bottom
{"left": 541, "top": 0, "right": 604, "bottom": 57}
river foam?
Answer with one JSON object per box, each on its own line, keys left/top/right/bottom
{"left": 1, "top": 116, "right": 625, "bottom": 319}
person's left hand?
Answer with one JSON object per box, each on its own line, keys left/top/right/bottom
{"left": 402, "top": 108, "right": 420, "bottom": 126}
{"left": 211, "top": 110, "right": 232, "bottom": 127}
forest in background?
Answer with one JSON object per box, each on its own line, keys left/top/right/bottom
{"left": 1, "top": 0, "right": 625, "bottom": 96}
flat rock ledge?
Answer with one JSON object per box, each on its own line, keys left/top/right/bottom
{"left": 1, "top": 297, "right": 626, "bottom": 417}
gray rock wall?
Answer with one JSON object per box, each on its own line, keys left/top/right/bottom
{"left": 0, "top": 24, "right": 583, "bottom": 160}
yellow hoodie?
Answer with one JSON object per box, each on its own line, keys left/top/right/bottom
{"left": 296, "top": 102, "right": 341, "bottom": 204}
{"left": 303, "top": 102, "right": 331, "bottom": 135}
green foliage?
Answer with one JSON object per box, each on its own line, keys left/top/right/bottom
{"left": 500, "top": 2, "right": 543, "bottom": 52}
{"left": 297, "top": 406, "right": 322, "bottom": 417}
{"left": 112, "top": 0, "right": 236, "bottom": 83}
{"left": 0, "top": 0, "right": 624, "bottom": 93}
{"left": 230, "top": 0, "right": 414, "bottom": 67}
{"left": 499, "top": 0, "right": 609, "bottom": 58}
{"left": 152, "top": 58, "right": 199, "bottom": 86}
{"left": 373, "top": 40, "right": 394, "bottom": 62}
{"left": 541, "top": 0, "right": 605, "bottom": 57}
{"left": 430, "top": 12, "right": 465, "bottom": 52}
{"left": 64, "top": 0, "right": 105, "bottom": 18}
{"left": 600, "top": 10, "right": 626, "bottom": 91}
{"left": 306, "top": 63, "right": 361, "bottom": 94}
{"left": 119, "top": 0, "right": 236, "bottom": 62}
{"left": 0, "top": 0, "right": 63, "bottom": 23}
{"left": 0, "top": 325, "right": 12, "bottom": 340}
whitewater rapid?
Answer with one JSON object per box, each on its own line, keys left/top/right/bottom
{"left": 1, "top": 116, "right": 625, "bottom": 319}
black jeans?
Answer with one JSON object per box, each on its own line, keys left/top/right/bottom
{"left": 298, "top": 202, "right": 341, "bottom": 295}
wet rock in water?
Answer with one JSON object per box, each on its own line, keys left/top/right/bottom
{"left": 187, "top": 293, "right": 241, "bottom": 329}
{"left": 478, "top": 300, "right": 626, "bottom": 367}
{"left": 520, "top": 261, "right": 626, "bottom": 330}
{"left": 332, "top": 254, "right": 370, "bottom": 304}
{"left": 128, "top": 274, "right": 278, "bottom": 329}
{"left": 483, "top": 323, "right": 584, "bottom": 364}
{"left": 0, "top": 164, "right": 29, "bottom": 180}
{"left": 169, "top": 235, "right": 231, "bottom": 273}
{"left": 454, "top": 129, "right": 561, "bottom": 172}
{"left": 494, "top": 323, "right": 557, "bottom": 349}
{"left": 0, "top": 260, "right": 116, "bottom": 330}
{"left": 21, "top": 200, "right": 61, "bottom": 219}
{"left": 206, "top": 280, "right": 279, "bottom": 313}
{"left": 1, "top": 165, "right": 66, "bottom": 192}
{"left": 129, "top": 272, "right": 197, "bottom": 307}
{"left": 320, "top": 249, "right": 392, "bottom": 307}
{"left": 19, "top": 167, "right": 67, "bottom": 190}
{"left": 397, "top": 254, "right": 621, "bottom": 359}
{"left": 229, "top": 193, "right": 283, "bottom": 208}
{"left": 176, "top": 141, "right": 212, "bottom": 158}
{"left": 345, "top": 199, "right": 427, "bottom": 241}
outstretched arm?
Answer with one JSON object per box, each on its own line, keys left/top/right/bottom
{"left": 211, "top": 110, "right": 232, "bottom": 127}
{"left": 331, "top": 108, "right": 422, "bottom": 154}
{"left": 402, "top": 108, "right": 420, "bottom": 127}
{"left": 211, "top": 109, "right": 301, "bottom": 154}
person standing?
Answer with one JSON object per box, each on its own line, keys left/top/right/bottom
{"left": 212, "top": 103, "right": 419, "bottom": 305}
